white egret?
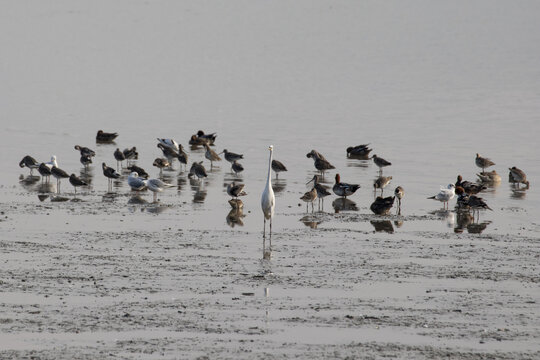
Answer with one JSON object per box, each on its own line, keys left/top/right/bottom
{"left": 261, "top": 145, "right": 275, "bottom": 243}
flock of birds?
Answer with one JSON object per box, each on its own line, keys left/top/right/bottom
{"left": 18, "top": 130, "right": 531, "bottom": 238}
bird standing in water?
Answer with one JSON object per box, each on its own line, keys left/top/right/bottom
{"left": 475, "top": 153, "right": 495, "bottom": 173}
{"left": 306, "top": 175, "right": 331, "bottom": 209}
{"left": 508, "top": 167, "right": 529, "bottom": 188}
{"left": 394, "top": 186, "right": 404, "bottom": 214}
{"left": 428, "top": 184, "right": 455, "bottom": 210}
{"left": 271, "top": 159, "right": 287, "bottom": 178}
{"left": 261, "top": 145, "right": 275, "bottom": 248}
{"left": 69, "top": 174, "right": 87, "bottom": 194}
{"left": 300, "top": 187, "right": 318, "bottom": 213}
{"left": 372, "top": 154, "right": 391, "bottom": 175}
{"left": 204, "top": 143, "right": 221, "bottom": 169}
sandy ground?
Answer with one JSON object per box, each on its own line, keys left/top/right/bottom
{"left": 1, "top": 195, "right": 539, "bottom": 359}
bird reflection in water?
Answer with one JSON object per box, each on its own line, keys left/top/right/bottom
{"left": 430, "top": 209, "right": 455, "bottom": 228}
{"left": 50, "top": 195, "right": 70, "bottom": 202}
{"left": 332, "top": 198, "right": 358, "bottom": 213}
{"left": 227, "top": 199, "right": 245, "bottom": 227}
{"left": 128, "top": 195, "right": 148, "bottom": 205}
{"left": 102, "top": 192, "right": 118, "bottom": 202}
{"left": 394, "top": 220, "right": 404, "bottom": 228}
{"left": 272, "top": 178, "right": 287, "bottom": 194}
{"left": 37, "top": 194, "right": 49, "bottom": 202}
{"left": 346, "top": 157, "right": 370, "bottom": 168}
{"left": 300, "top": 215, "right": 321, "bottom": 229}
{"left": 159, "top": 172, "right": 174, "bottom": 184}
{"left": 264, "top": 287, "right": 270, "bottom": 334}
{"left": 467, "top": 220, "right": 491, "bottom": 234}
{"left": 226, "top": 208, "right": 245, "bottom": 227}
{"left": 145, "top": 204, "right": 169, "bottom": 215}
{"left": 193, "top": 188, "right": 207, "bottom": 203}
{"left": 454, "top": 211, "right": 473, "bottom": 233}
{"left": 36, "top": 182, "right": 55, "bottom": 194}
{"left": 177, "top": 176, "right": 186, "bottom": 193}
{"left": 263, "top": 239, "right": 272, "bottom": 260}
{"left": 79, "top": 167, "right": 93, "bottom": 185}
{"left": 510, "top": 188, "right": 527, "bottom": 200}
{"left": 190, "top": 177, "right": 207, "bottom": 203}
{"left": 370, "top": 220, "right": 394, "bottom": 233}
{"left": 19, "top": 175, "right": 41, "bottom": 192}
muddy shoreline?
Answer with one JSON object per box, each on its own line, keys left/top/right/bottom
{"left": 1, "top": 196, "right": 539, "bottom": 359}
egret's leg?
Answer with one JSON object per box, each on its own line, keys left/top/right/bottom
{"left": 269, "top": 218, "right": 272, "bottom": 249}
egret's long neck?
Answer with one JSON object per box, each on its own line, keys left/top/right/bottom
{"left": 266, "top": 150, "right": 273, "bottom": 186}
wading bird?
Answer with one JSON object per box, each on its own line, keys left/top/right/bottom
{"left": 261, "top": 145, "right": 275, "bottom": 243}
{"left": 271, "top": 159, "right": 287, "bottom": 178}
{"left": 428, "top": 184, "right": 455, "bottom": 210}
{"left": 475, "top": 153, "right": 495, "bottom": 173}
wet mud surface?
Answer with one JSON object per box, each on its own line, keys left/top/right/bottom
{"left": 1, "top": 196, "right": 539, "bottom": 359}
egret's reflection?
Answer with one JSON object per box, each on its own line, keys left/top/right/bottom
{"left": 370, "top": 220, "right": 394, "bottom": 233}
{"left": 264, "top": 287, "right": 270, "bottom": 334}
{"left": 263, "top": 238, "right": 272, "bottom": 260}
{"left": 332, "top": 198, "right": 358, "bottom": 213}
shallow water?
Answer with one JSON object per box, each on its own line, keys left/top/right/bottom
{"left": 1, "top": 0, "right": 540, "bottom": 358}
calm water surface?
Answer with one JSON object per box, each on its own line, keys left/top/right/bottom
{"left": 1, "top": 0, "right": 539, "bottom": 236}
